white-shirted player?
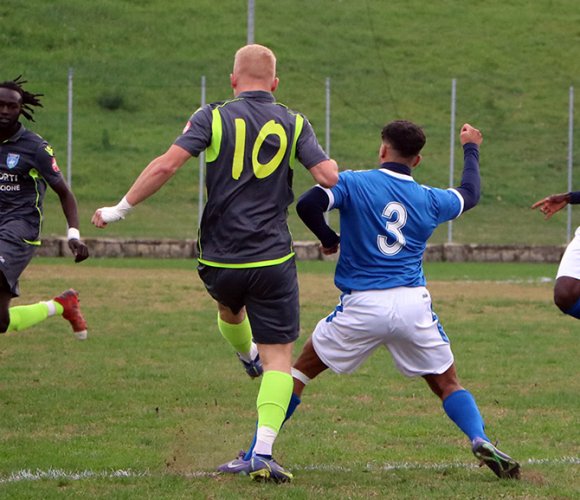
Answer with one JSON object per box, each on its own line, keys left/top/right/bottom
{"left": 219, "top": 120, "right": 520, "bottom": 480}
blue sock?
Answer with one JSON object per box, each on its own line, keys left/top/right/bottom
{"left": 564, "top": 297, "right": 580, "bottom": 319}
{"left": 243, "top": 424, "right": 258, "bottom": 461}
{"left": 244, "top": 392, "right": 301, "bottom": 460}
{"left": 442, "top": 389, "right": 489, "bottom": 442}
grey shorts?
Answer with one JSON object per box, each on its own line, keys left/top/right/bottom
{"left": 0, "top": 220, "right": 38, "bottom": 297}
{"left": 198, "top": 257, "right": 300, "bottom": 345}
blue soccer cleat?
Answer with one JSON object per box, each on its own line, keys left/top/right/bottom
{"left": 217, "top": 450, "right": 249, "bottom": 474}
{"left": 472, "top": 438, "right": 520, "bottom": 479}
{"left": 218, "top": 452, "right": 292, "bottom": 483}
{"left": 244, "top": 454, "right": 293, "bottom": 483}
{"left": 237, "top": 352, "right": 263, "bottom": 378}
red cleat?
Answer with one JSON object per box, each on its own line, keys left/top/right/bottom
{"left": 54, "top": 289, "right": 88, "bottom": 340}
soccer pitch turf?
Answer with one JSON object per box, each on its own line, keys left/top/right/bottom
{"left": 0, "top": 259, "right": 577, "bottom": 498}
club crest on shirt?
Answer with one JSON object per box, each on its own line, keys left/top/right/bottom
{"left": 6, "top": 153, "right": 20, "bottom": 169}
{"left": 45, "top": 145, "right": 54, "bottom": 156}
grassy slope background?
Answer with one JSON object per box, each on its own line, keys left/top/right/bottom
{"left": 3, "top": 0, "right": 580, "bottom": 243}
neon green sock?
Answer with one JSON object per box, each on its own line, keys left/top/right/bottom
{"left": 54, "top": 301, "right": 64, "bottom": 315}
{"left": 217, "top": 314, "right": 252, "bottom": 355}
{"left": 257, "top": 370, "right": 293, "bottom": 433}
{"left": 7, "top": 302, "right": 52, "bottom": 332}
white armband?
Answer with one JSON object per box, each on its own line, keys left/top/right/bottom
{"left": 67, "top": 227, "right": 81, "bottom": 241}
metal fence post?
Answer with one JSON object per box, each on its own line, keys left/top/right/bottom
{"left": 447, "top": 78, "right": 457, "bottom": 243}
{"left": 567, "top": 86, "right": 574, "bottom": 242}
{"left": 66, "top": 67, "right": 74, "bottom": 187}
{"left": 324, "top": 77, "right": 331, "bottom": 224}
{"left": 198, "top": 76, "right": 206, "bottom": 228}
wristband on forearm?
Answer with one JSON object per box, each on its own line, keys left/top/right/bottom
{"left": 67, "top": 228, "right": 80, "bottom": 241}
{"left": 569, "top": 191, "right": 580, "bottom": 204}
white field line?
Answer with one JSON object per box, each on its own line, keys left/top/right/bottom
{"left": 446, "top": 277, "right": 555, "bottom": 284}
{"left": 0, "top": 468, "right": 151, "bottom": 484}
{"left": 0, "top": 457, "right": 577, "bottom": 484}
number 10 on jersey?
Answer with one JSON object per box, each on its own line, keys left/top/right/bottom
{"left": 232, "top": 119, "right": 288, "bottom": 180}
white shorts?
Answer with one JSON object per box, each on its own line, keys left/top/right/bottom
{"left": 312, "top": 287, "right": 454, "bottom": 378}
{"left": 556, "top": 226, "right": 580, "bottom": 280}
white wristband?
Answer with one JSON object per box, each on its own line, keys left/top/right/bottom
{"left": 67, "top": 227, "right": 80, "bottom": 241}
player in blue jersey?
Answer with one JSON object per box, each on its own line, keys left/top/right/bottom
{"left": 532, "top": 191, "right": 580, "bottom": 320}
{"left": 92, "top": 45, "right": 338, "bottom": 482}
{"left": 219, "top": 120, "right": 520, "bottom": 480}
{"left": 0, "top": 77, "right": 89, "bottom": 340}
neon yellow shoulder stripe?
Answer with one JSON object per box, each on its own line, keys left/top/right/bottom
{"left": 206, "top": 98, "right": 247, "bottom": 163}
{"left": 206, "top": 108, "right": 222, "bottom": 163}
{"left": 198, "top": 252, "right": 295, "bottom": 269}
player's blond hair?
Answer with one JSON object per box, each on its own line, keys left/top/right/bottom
{"left": 233, "top": 44, "right": 277, "bottom": 83}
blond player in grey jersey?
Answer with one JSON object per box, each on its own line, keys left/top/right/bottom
{"left": 92, "top": 45, "right": 338, "bottom": 483}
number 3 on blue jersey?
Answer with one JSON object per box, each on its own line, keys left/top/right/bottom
{"left": 377, "top": 202, "right": 407, "bottom": 256}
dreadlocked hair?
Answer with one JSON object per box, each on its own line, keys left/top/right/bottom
{"left": 0, "top": 75, "right": 43, "bottom": 121}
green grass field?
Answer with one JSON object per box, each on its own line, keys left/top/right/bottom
{"left": 4, "top": 0, "right": 580, "bottom": 244}
{"left": 2, "top": 2, "right": 580, "bottom": 496}
{"left": 0, "top": 259, "right": 577, "bottom": 498}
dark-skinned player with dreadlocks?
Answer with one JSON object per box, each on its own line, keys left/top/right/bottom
{"left": 0, "top": 77, "right": 89, "bottom": 339}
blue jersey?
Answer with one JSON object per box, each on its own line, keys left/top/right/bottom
{"left": 325, "top": 167, "right": 464, "bottom": 291}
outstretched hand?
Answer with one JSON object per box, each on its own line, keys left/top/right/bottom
{"left": 68, "top": 239, "right": 89, "bottom": 263}
{"left": 91, "top": 197, "right": 134, "bottom": 228}
{"left": 531, "top": 193, "right": 570, "bottom": 219}
{"left": 91, "top": 207, "right": 119, "bottom": 228}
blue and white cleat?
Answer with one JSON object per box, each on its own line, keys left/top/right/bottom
{"left": 472, "top": 438, "right": 520, "bottom": 479}
{"left": 237, "top": 352, "right": 263, "bottom": 378}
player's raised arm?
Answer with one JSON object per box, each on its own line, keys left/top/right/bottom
{"left": 91, "top": 144, "right": 191, "bottom": 228}
{"left": 455, "top": 123, "right": 483, "bottom": 213}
